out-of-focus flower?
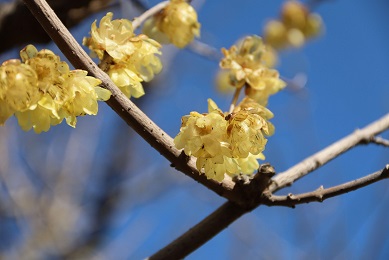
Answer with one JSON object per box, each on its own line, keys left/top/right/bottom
{"left": 220, "top": 35, "right": 285, "bottom": 106}
{"left": 264, "top": 0, "right": 323, "bottom": 49}
{"left": 1, "top": 45, "right": 110, "bottom": 133}
{"left": 215, "top": 70, "right": 236, "bottom": 94}
{"left": 0, "top": 59, "right": 40, "bottom": 124}
{"left": 143, "top": 0, "right": 200, "bottom": 48}
{"left": 83, "top": 12, "right": 162, "bottom": 98}
{"left": 174, "top": 98, "right": 274, "bottom": 182}
{"left": 243, "top": 68, "right": 285, "bottom": 106}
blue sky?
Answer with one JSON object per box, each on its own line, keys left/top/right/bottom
{"left": 1, "top": 0, "right": 389, "bottom": 259}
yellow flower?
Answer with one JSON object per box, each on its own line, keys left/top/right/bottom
{"left": 244, "top": 68, "right": 286, "bottom": 106}
{"left": 263, "top": 20, "right": 289, "bottom": 49}
{"left": 220, "top": 35, "right": 285, "bottom": 105}
{"left": 143, "top": 0, "right": 201, "bottom": 48}
{"left": 196, "top": 155, "right": 240, "bottom": 182}
{"left": 227, "top": 111, "right": 267, "bottom": 158}
{"left": 174, "top": 99, "right": 273, "bottom": 181}
{"left": 0, "top": 59, "right": 40, "bottom": 124}
{"left": 174, "top": 99, "right": 229, "bottom": 158}
{"left": 15, "top": 102, "right": 62, "bottom": 133}
{"left": 237, "top": 153, "right": 264, "bottom": 175}
{"left": 122, "top": 35, "right": 163, "bottom": 82}
{"left": 83, "top": 12, "right": 137, "bottom": 60}
{"left": 21, "top": 45, "right": 72, "bottom": 106}
{"left": 215, "top": 70, "right": 236, "bottom": 94}
{"left": 84, "top": 12, "right": 162, "bottom": 97}
{"left": 108, "top": 63, "right": 144, "bottom": 98}
{"left": 60, "top": 70, "right": 108, "bottom": 127}
{"left": 264, "top": 0, "right": 323, "bottom": 49}
{"left": 0, "top": 45, "right": 111, "bottom": 133}
{"left": 227, "top": 97, "right": 274, "bottom": 158}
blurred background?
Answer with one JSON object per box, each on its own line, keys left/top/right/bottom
{"left": 1, "top": 0, "right": 389, "bottom": 259}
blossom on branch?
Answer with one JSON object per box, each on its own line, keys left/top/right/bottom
{"left": 174, "top": 98, "right": 274, "bottom": 181}
{"left": 142, "top": 0, "right": 201, "bottom": 48}
{"left": 1, "top": 45, "right": 110, "bottom": 133}
{"left": 0, "top": 59, "right": 40, "bottom": 124}
{"left": 83, "top": 12, "right": 162, "bottom": 98}
{"left": 220, "top": 35, "right": 285, "bottom": 106}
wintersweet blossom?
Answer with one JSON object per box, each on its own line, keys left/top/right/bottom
{"left": 264, "top": 0, "right": 322, "bottom": 49}
{"left": 0, "top": 45, "right": 111, "bottom": 133}
{"left": 227, "top": 97, "right": 274, "bottom": 158}
{"left": 83, "top": 12, "right": 162, "bottom": 98}
{"left": 174, "top": 98, "right": 274, "bottom": 181}
{"left": 0, "top": 59, "right": 40, "bottom": 124}
{"left": 220, "top": 36, "right": 285, "bottom": 106}
{"left": 143, "top": 0, "right": 200, "bottom": 48}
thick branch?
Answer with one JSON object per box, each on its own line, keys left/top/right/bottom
{"left": 267, "top": 113, "right": 389, "bottom": 193}
{"left": 21, "top": 0, "right": 257, "bottom": 205}
{"left": 263, "top": 165, "right": 389, "bottom": 207}
{"left": 148, "top": 201, "right": 248, "bottom": 260}
{"left": 148, "top": 164, "right": 275, "bottom": 259}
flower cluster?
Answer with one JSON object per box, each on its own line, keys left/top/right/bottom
{"left": 0, "top": 45, "right": 111, "bottom": 133}
{"left": 142, "top": 0, "right": 200, "bottom": 48}
{"left": 83, "top": 12, "right": 162, "bottom": 98}
{"left": 264, "top": 0, "right": 322, "bottom": 49}
{"left": 220, "top": 35, "right": 285, "bottom": 106}
{"left": 174, "top": 98, "right": 274, "bottom": 181}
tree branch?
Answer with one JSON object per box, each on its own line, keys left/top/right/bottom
{"left": 187, "top": 39, "right": 223, "bottom": 61}
{"left": 262, "top": 165, "right": 389, "bottom": 208}
{"left": 148, "top": 201, "right": 248, "bottom": 260}
{"left": 148, "top": 164, "right": 275, "bottom": 260}
{"left": 17, "top": 1, "right": 389, "bottom": 259}
{"left": 149, "top": 113, "right": 389, "bottom": 258}
{"left": 267, "top": 113, "right": 389, "bottom": 193}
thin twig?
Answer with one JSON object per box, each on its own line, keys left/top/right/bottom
{"left": 366, "top": 136, "right": 389, "bottom": 147}
{"left": 132, "top": 1, "right": 168, "bottom": 30}
{"left": 263, "top": 165, "right": 389, "bottom": 207}
{"left": 188, "top": 39, "right": 223, "bottom": 61}
{"left": 267, "top": 113, "right": 389, "bottom": 193}
{"left": 281, "top": 73, "right": 307, "bottom": 92}
{"left": 229, "top": 87, "right": 242, "bottom": 113}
